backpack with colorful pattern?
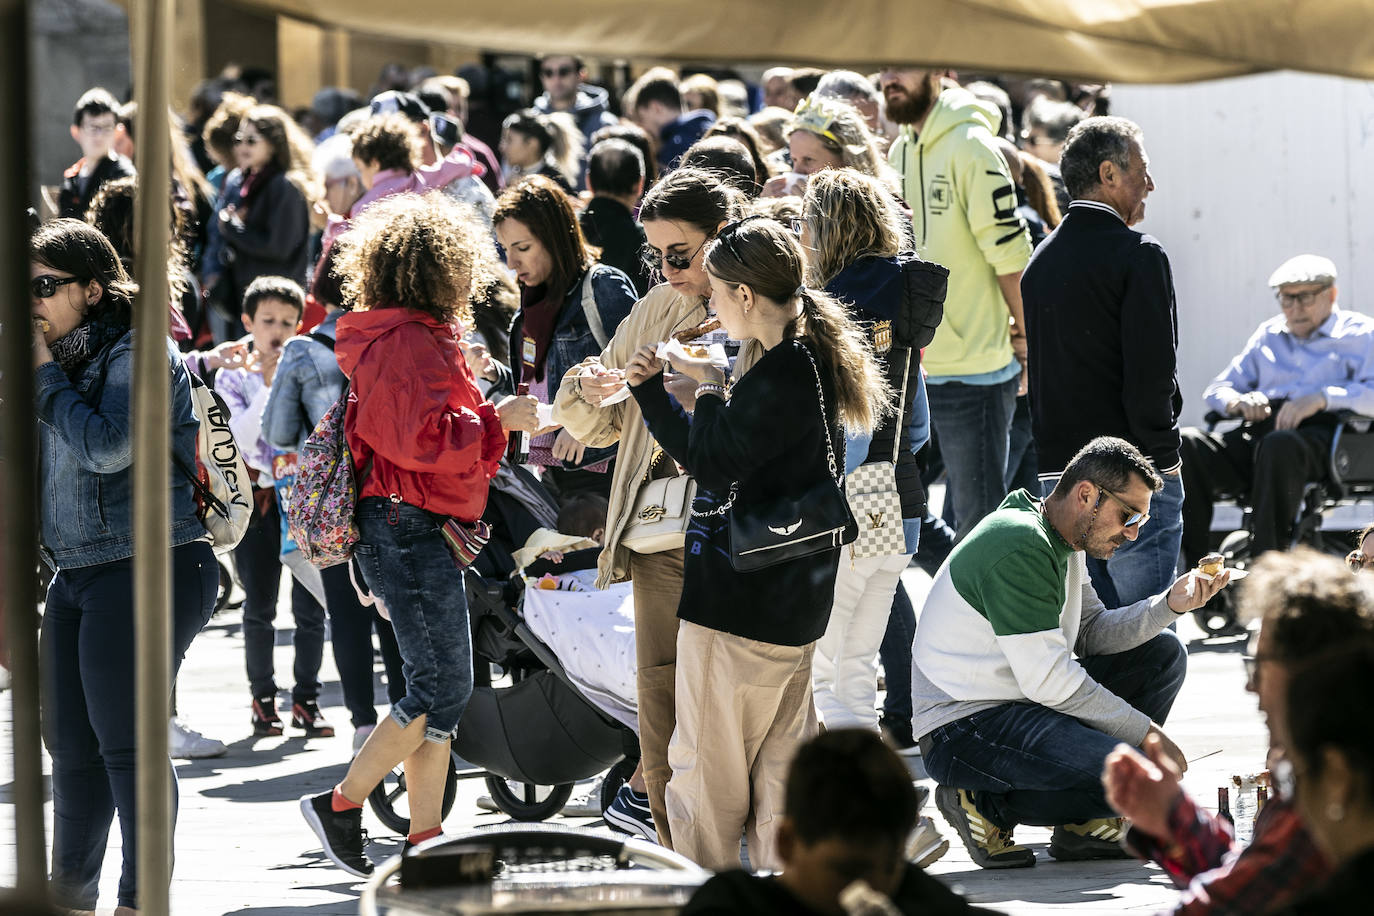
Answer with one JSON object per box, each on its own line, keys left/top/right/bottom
{"left": 285, "top": 381, "right": 368, "bottom": 567}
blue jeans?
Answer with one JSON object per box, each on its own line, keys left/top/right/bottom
{"left": 922, "top": 631, "right": 1187, "bottom": 828}
{"left": 41, "top": 541, "right": 218, "bottom": 911}
{"left": 1040, "top": 472, "right": 1185, "bottom": 606}
{"left": 352, "top": 498, "right": 474, "bottom": 743}
{"left": 926, "top": 375, "right": 1018, "bottom": 541}
{"left": 319, "top": 562, "right": 407, "bottom": 728}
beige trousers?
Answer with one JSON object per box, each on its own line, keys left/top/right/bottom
{"left": 665, "top": 621, "right": 818, "bottom": 872}
{"left": 627, "top": 547, "right": 685, "bottom": 848}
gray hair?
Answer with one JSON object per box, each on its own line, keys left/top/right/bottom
{"left": 1022, "top": 97, "right": 1086, "bottom": 143}
{"left": 815, "top": 70, "right": 881, "bottom": 107}
{"left": 312, "top": 133, "right": 361, "bottom": 181}
{"left": 1059, "top": 116, "right": 1143, "bottom": 200}
{"left": 1055, "top": 436, "right": 1163, "bottom": 497}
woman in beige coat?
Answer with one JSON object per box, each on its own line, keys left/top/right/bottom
{"left": 554, "top": 167, "right": 745, "bottom": 845}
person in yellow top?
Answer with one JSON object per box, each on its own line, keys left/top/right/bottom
{"left": 882, "top": 68, "right": 1033, "bottom": 540}
{"left": 554, "top": 167, "right": 750, "bottom": 846}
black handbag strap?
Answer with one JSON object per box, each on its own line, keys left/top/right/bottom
{"left": 694, "top": 341, "right": 839, "bottom": 518}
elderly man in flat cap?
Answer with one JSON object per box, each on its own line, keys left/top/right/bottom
{"left": 1179, "top": 254, "right": 1374, "bottom": 566}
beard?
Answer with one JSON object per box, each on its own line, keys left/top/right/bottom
{"left": 884, "top": 80, "right": 936, "bottom": 125}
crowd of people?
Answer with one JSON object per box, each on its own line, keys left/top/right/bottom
{"left": 27, "top": 54, "right": 1374, "bottom": 915}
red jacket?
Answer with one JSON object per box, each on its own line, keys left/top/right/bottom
{"left": 336, "top": 308, "right": 505, "bottom": 522}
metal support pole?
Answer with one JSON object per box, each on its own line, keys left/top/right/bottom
{"left": 0, "top": 0, "right": 46, "bottom": 900}
{"left": 130, "top": 0, "right": 174, "bottom": 913}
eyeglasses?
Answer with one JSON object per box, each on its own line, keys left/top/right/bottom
{"left": 1097, "top": 485, "right": 1150, "bottom": 528}
{"left": 80, "top": 123, "right": 116, "bottom": 136}
{"left": 1347, "top": 550, "right": 1372, "bottom": 572}
{"left": 790, "top": 217, "right": 806, "bottom": 236}
{"left": 640, "top": 236, "right": 709, "bottom": 274}
{"left": 541, "top": 65, "right": 575, "bottom": 78}
{"left": 1276, "top": 285, "right": 1331, "bottom": 308}
{"left": 1242, "top": 651, "right": 1279, "bottom": 689}
{"left": 30, "top": 275, "right": 82, "bottom": 299}
{"left": 233, "top": 133, "right": 260, "bottom": 146}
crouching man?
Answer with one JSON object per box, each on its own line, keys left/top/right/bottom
{"left": 912, "top": 436, "right": 1230, "bottom": 868}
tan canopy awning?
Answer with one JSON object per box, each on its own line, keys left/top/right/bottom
{"left": 217, "top": 0, "right": 1374, "bottom": 83}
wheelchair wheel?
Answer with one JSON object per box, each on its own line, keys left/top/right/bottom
{"left": 484, "top": 775, "right": 573, "bottom": 822}
{"left": 598, "top": 756, "right": 638, "bottom": 815}
{"left": 367, "top": 760, "right": 460, "bottom": 836}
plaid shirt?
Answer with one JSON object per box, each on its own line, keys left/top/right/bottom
{"left": 1124, "top": 791, "right": 1329, "bottom": 914}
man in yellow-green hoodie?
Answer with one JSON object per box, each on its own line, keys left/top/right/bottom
{"left": 883, "top": 68, "right": 1033, "bottom": 541}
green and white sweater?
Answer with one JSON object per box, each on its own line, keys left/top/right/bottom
{"left": 911, "top": 489, "right": 1180, "bottom": 746}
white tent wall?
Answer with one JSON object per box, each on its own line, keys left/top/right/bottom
{"left": 1113, "top": 72, "right": 1374, "bottom": 426}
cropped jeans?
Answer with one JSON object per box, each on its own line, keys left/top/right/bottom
{"left": 352, "top": 498, "right": 474, "bottom": 742}
{"left": 41, "top": 540, "right": 217, "bottom": 911}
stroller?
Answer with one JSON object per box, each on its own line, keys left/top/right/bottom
{"left": 367, "top": 462, "right": 640, "bottom": 832}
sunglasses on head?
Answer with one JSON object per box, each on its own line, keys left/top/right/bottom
{"left": 31, "top": 274, "right": 82, "bottom": 299}
{"left": 233, "top": 133, "right": 260, "bottom": 146}
{"left": 542, "top": 65, "right": 575, "bottom": 78}
{"left": 713, "top": 216, "right": 769, "bottom": 266}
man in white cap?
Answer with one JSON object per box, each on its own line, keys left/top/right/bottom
{"left": 1178, "top": 254, "right": 1374, "bottom": 565}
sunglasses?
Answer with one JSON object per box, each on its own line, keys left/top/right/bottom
{"left": 541, "top": 65, "right": 575, "bottom": 78}
{"left": 233, "top": 133, "right": 260, "bottom": 146}
{"left": 31, "top": 274, "right": 82, "bottom": 299}
{"left": 1097, "top": 485, "right": 1150, "bottom": 528}
{"left": 640, "top": 237, "right": 708, "bottom": 273}
{"left": 713, "top": 216, "right": 769, "bottom": 266}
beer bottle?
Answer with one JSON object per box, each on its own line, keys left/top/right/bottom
{"left": 1217, "top": 787, "right": 1233, "bottom": 825}
{"left": 506, "top": 382, "right": 531, "bottom": 464}
{"left": 1256, "top": 785, "right": 1268, "bottom": 811}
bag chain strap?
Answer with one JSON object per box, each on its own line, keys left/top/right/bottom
{"left": 693, "top": 341, "right": 839, "bottom": 518}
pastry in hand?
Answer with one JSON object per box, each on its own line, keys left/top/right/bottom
{"left": 1197, "top": 552, "right": 1225, "bottom": 577}
{"left": 32, "top": 316, "right": 51, "bottom": 334}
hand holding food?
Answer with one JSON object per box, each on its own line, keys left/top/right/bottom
{"left": 578, "top": 363, "right": 627, "bottom": 406}
{"left": 1168, "top": 562, "right": 1231, "bottom": 613}
{"left": 1197, "top": 552, "right": 1225, "bottom": 577}
{"left": 624, "top": 344, "right": 664, "bottom": 387}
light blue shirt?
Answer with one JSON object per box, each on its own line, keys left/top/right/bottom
{"left": 1203, "top": 307, "right": 1374, "bottom": 416}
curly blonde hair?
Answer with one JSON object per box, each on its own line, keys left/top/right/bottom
{"left": 801, "top": 169, "right": 907, "bottom": 286}
{"left": 333, "top": 192, "right": 497, "bottom": 324}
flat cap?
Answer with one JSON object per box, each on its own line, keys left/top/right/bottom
{"left": 1268, "top": 254, "right": 1337, "bottom": 288}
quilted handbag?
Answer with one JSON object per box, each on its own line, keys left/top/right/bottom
{"left": 702, "top": 344, "right": 857, "bottom": 573}
{"left": 286, "top": 382, "right": 369, "bottom": 568}
{"left": 621, "top": 454, "right": 697, "bottom": 554}
{"left": 845, "top": 351, "right": 911, "bottom": 559}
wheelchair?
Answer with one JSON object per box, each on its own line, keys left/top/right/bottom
{"left": 1192, "top": 410, "right": 1374, "bottom": 636}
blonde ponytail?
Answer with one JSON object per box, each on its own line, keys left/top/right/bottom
{"left": 797, "top": 287, "right": 893, "bottom": 435}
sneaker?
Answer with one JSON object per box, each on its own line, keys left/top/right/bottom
{"left": 603, "top": 784, "right": 656, "bottom": 841}
{"left": 299, "top": 791, "right": 373, "bottom": 877}
{"left": 560, "top": 780, "right": 604, "bottom": 818}
{"left": 169, "top": 717, "right": 228, "bottom": 759}
{"left": 252, "top": 694, "right": 283, "bottom": 737}
{"left": 935, "top": 785, "right": 1035, "bottom": 869}
{"left": 291, "top": 700, "right": 336, "bottom": 738}
{"left": 352, "top": 724, "right": 375, "bottom": 754}
{"left": 1049, "top": 817, "right": 1132, "bottom": 861}
{"left": 880, "top": 717, "right": 921, "bottom": 757}
{"left": 905, "top": 815, "right": 950, "bottom": 868}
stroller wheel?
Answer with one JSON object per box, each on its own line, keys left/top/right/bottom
{"left": 367, "top": 759, "right": 460, "bottom": 835}
{"left": 598, "top": 756, "right": 639, "bottom": 816}
{"left": 485, "top": 776, "right": 574, "bottom": 822}
{"left": 215, "top": 555, "right": 242, "bottom": 612}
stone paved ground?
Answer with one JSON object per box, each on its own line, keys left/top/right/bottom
{"left": 0, "top": 560, "right": 1264, "bottom": 915}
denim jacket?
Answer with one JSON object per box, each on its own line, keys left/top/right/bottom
{"left": 262, "top": 310, "right": 344, "bottom": 453}
{"left": 36, "top": 332, "right": 204, "bottom": 570}
{"left": 510, "top": 263, "right": 637, "bottom": 466}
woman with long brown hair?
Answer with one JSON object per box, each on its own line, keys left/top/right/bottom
{"left": 624, "top": 216, "right": 889, "bottom": 871}
{"left": 492, "top": 175, "right": 637, "bottom": 495}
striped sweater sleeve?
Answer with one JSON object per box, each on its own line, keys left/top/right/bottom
{"left": 979, "top": 550, "right": 1153, "bottom": 744}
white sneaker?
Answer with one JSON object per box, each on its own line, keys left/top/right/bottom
{"left": 560, "top": 778, "right": 605, "bottom": 817}
{"left": 352, "top": 724, "right": 375, "bottom": 754}
{"left": 169, "top": 717, "right": 228, "bottom": 759}
{"left": 906, "top": 815, "right": 950, "bottom": 868}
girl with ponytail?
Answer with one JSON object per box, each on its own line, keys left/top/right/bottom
{"left": 552, "top": 167, "right": 743, "bottom": 844}
{"left": 622, "top": 216, "right": 890, "bottom": 872}
{"left": 499, "top": 108, "right": 584, "bottom": 193}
